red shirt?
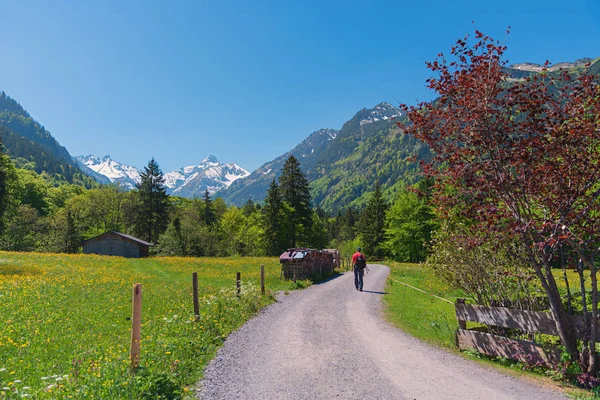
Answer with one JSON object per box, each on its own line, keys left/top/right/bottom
{"left": 352, "top": 252, "right": 365, "bottom": 265}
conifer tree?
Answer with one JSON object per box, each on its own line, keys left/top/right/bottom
{"left": 203, "top": 189, "right": 216, "bottom": 226}
{"left": 262, "top": 179, "right": 287, "bottom": 255}
{"left": 357, "top": 182, "right": 388, "bottom": 258}
{"left": 134, "top": 158, "right": 169, "bottom": 243}
{"left": 278, "top": 155, "right": 311, "bottom": 247}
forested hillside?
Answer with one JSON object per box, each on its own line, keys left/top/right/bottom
{"left": 219, "top": 103, "right": 429, "bottom": 212}
{"left": 220, "top": 58, "right": 600, "bottom": 213}
{"left": 0, "top": 91, "right": 95, "bottom": 186}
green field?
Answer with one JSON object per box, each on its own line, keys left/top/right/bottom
{"left": 382, "top": 262, "right": 462, "bottom": 348}
{"left": 0, "top": 252, "right": 295, "bottom": 399}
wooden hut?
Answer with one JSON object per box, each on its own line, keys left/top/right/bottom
{"left": 279, "top": 248, "right": 337, "bottom": 280}
{"left": 81, "top": 231, "right": 152, "bottom": 258}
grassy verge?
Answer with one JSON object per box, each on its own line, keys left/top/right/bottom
{"left": 382, "top": 261, "right": 595, "bottom": 399}
{"left": 0, "top": 252, "right": 294, "bottom": 399}
{"left": 382, "top": 262, "right": 462, "bottom": 348}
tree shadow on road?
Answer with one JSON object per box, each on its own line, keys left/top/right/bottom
{"left": 313, "top": 272, "right": 344, "bottom": 285}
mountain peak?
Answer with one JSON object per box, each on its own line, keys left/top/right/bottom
{"left": 357, "top": 102, "right": 402, "bottom": 126}
{"left": 203, "top": 155, "right": 219, "bottom": 164}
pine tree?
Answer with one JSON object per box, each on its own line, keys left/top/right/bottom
{"left": 278, "top": 155, "right": 311, "bottom": 247}
{"left": 262, "top": 179, "right": 287, "bottom": 256}
{"left": 203, "top": 189, "right": 216, "bottom": 226}
{"left": 134, "top": 158, "right": 170, "bottom": 243}
{"left": 357, "top": 182, "right": 388, "bottom": 258}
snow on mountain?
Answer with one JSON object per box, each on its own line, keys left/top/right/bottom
{"left": 75, "top": 154, "right": 141, "bottom": 189}
{"left": 295, "top": 128, "right": 339, "bottom": 159}
{"left": 164, "top": 155, "right": 250, "bottom": 197}
{"left": 358, "top": 102, "right": 402, "bottom": 126}
{"left": 76, "top": 154, "right": 249, "bottom": 198}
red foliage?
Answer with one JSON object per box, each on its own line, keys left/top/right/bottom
{"left": 399, "top": 30, "right": 600, "bottom": 367}
{"left": 399, "top": 31, "right": 600, "bottom": 261}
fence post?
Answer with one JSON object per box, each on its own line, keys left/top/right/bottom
{"left": 192, "top": 272, "right": 199, "bottom": 321}
{"left": 260, "top": 265, "right": 265, "bottom": 295}
{"left": 130, "top": 283, "right": 142, "bottom": 373}
{"left": 293, "top": 266, "right": 297, "bottom": 283}
{"left": 454, "top": 298, "right": 466, "bottom": 348}
{"left": 236, "top": 272, "right": 241, "bottom": 297}
{"left": 456, "top": 298, "right": 467, "bottom": 329}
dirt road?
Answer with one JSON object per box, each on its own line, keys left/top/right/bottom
{"left": 198, "top": 264, "right": 567, "bottom": 399}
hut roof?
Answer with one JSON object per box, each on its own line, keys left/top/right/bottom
{"left": 80, "top": 231, "right": 153, "bottom": 247}
{"left": 279, "top": 248, "right": 314, "bottom": 263}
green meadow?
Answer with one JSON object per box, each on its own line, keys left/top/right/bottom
{"left": 0, "top": 252, "right": 294, "bottom": 399}
{"left": 383, "top": 262, "right": 462, "bottom": 349}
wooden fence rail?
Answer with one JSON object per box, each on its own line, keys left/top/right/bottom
{"left": 454, "top": 298, "right": 595, "bottom": 367}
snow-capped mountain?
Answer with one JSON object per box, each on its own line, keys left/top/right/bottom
{"left": 76, "top": 154, "right": 249, "bottom": 197}
{"left": 76, "top": 155, "right": 141, "bottom": 189}
{"left": 163, "top": 155, "right": 250, "bottom": 197}
{"left": 357, "top": 102, "right": 402, "bottom": 126}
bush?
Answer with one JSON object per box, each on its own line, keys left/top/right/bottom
{"left": 428, "top": 220, "right": 546, "bottom": 310}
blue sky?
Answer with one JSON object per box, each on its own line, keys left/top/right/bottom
{"left": 1, "top": 0, "right": 599, "bottom": 172}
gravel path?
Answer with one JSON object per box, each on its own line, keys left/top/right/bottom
{"left": 198, "top": 264, "right": 567, "bottom": 399}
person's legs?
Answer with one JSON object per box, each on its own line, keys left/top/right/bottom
{"left": 354, "top": 266, "right": 359, "bottom": 290}
{"left": 358, "top": 268, "right": 364, "bottom": 291}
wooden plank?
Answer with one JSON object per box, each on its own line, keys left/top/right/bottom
{"left": 455, "top": 303, "right": 597, "bottom": 339}
{"left": 455, "top": 303, "right": 559, "bottom": 335}
{"left": 456, "top": 329, "right": 560, "bottom": 367}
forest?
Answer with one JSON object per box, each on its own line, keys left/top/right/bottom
{"left": 0, "top": 144, "right": 436, "bottom": 262}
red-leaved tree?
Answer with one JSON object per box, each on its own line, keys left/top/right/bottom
{"left": 400, "top": 30, "right": 600, "bottom": 372}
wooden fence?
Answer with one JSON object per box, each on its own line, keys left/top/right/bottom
{"left": 455, "top": 299, "right": 595, "bottom": 367}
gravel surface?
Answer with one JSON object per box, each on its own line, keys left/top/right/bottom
{"left": 198, "top": 264, "right": 567, "bottom": 399}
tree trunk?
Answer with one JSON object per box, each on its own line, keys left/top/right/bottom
{"left": 533, "top": 262, "right": 579, "bottom": 361}
{"left": 561, "top": 246, "right": 573, "bottom": 314}
{"left": 589, "top": 258, "right": 598, "bottom": 375}
{"left": 578, "top": 260, "right": 590, "bottom": 371}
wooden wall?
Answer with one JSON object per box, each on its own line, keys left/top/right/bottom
{"left": 82, "top": 233, "right": 147, "bottom": 258}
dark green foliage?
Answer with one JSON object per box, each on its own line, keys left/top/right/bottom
{"left": 134, "top": 158, "right": 170, "bottom": 243}
{"left": 262, "top": 179, "right": 288, "bottom": 256}
{"left": 203, "top": 189, "right": 217, "bottom": 226}
{"left": 279, "top": 156, "right": 312, "bottom": 247}
{"left": 242, "top": 199, "right": 257, "bottom": 217}
{"left": 357, "top": 182, "right": 388, "bottom": 259}
{"left": 383, "top": 189, "right": 437, "bottom": 262}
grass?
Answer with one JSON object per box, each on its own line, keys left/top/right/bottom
{"left": 382, "top": 261, "right": 462, "bottom": 349}
{"left": 382, "top": 261, "right": 596, "bottom": 398}
{"left": 0, "top": 252, "right": 293, "bottom": 399}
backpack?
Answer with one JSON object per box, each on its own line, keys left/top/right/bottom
{"left": 355, "top": 254, "right": 367, "bottom": 270}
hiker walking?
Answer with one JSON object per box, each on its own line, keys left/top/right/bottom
{"left": 352, "top": 247, "right": 367, "bottom": 291}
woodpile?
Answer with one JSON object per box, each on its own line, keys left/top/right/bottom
{"left": 280, "top": 248, "right": 338, "bottom": 281}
